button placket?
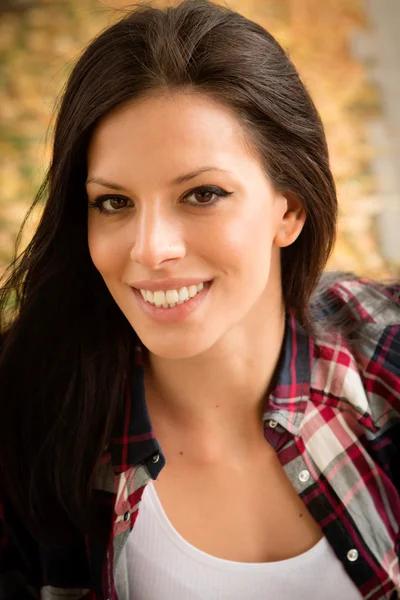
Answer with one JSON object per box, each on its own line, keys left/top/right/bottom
{"left": 298, "top": 469, "right": 310, "bottom": 483}
{"left": 123, "top": 510, "right": 130, "bottom": 522}
{"left": 347, "top": 549, "right": 359, "bottom": 562}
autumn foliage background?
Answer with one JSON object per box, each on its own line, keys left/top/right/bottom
{"left": 0, "top": 0, "right": 397, "bottom": 278}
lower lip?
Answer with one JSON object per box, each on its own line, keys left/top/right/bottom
{"left": 131, "top": 282, "right": 212, "bottom": 324}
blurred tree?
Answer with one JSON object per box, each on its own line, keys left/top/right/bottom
{"left": 0, "top": 0, "right": 396, "bottom": 279}
{"left": 0, "top": 0, "right": 38, "bottom": 13}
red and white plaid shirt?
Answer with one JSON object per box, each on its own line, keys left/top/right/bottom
{"left": 1, "top": 276, "right": 399, "bottom": 599}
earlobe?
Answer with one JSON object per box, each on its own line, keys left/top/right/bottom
{"left": 274, "top": 224, "right": 303, "bottom": 248}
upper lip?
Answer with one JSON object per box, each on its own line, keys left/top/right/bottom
{"left": 130, "top": 278, "right": 211, "bottom": 292}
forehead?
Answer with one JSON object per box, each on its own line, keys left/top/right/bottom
{"left": 87, "top": 92, "right": 256, "bottom": 176}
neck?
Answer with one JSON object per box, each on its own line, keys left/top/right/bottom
{"left": 143, "top": 297, "right": 286, "bottom": 455}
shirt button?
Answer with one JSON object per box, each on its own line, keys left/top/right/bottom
{"left": 151, "top": 453, "right": 160, "bottom": 463}
{"left": 347, "top": 549, "right": 359, "bottom": 562}
{"left": 268, "top": 419, "right": 278, "bottom": 429}
{"left": 298, "top": 469, "right": 310, "bottom": 483}
{"left": 123, "top": 511, "right": 130, "bottom": 522}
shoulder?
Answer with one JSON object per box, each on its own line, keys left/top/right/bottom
{"left": 309, "top": 272, "right": 400, "bottom": 429}
{"left": 311, "top": 272, "right": 400, "bottom": 327}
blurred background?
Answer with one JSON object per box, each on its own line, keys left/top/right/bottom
{"left": 0, "top": 0, "right": 399, "bottom": 279}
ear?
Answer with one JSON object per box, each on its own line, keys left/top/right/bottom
{"left": 273, "top": 192, "right": 306, "bottom": 248}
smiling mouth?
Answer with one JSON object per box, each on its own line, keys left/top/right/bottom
{"left": 136, "top": 281, "right": 211, "bottom": 309}
{"left": 131, "top": 280, "right": 212, "bottom": 321}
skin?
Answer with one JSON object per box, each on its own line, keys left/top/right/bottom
{"left": 86, "top": 91, "right": 306, "bottom": 461}
{"left": 85, "top": 92, "right": 325, "bottom": 564}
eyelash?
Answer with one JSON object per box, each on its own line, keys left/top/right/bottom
{"left": 88, "top": 185, "right": 233, "bottom": 216}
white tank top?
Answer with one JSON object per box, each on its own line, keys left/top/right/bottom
{"left": 115, "top": 480, "right": 362, "bottom": 600}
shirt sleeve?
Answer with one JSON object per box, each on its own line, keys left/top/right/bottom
{"left": 366, "top": 313, "right": 400, "bottom": 494}
{"left": 348, "top": 280, "right": 400, "bottom": 493}
{"left": 316, "top": 276, "right": 400, "bottom": 492}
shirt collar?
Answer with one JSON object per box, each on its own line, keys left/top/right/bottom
{"left": 109, "top": 309, "right": 312, "bottom": 473}
{"left": 263, "top": 310, "right": 313, "bottom": 436}
{"left": 109, "top": 345, "right": 163, "bottom": 475}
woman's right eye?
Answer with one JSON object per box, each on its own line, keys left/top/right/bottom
{"left": 88, "top": 195, "right": 130, "bottom": 216}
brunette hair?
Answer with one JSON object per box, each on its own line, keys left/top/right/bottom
{"left": 0, "top": 0, "right": 337, "bottom": 543}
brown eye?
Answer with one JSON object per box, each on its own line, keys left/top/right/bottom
{"left": 193, "top": 190, "right": 214, "bottom": 204}
{"left": 107, "top": 197, "right": 128, "bottom": 210}
{"left": 88, "top": 194, "right": 132, "bottom": 216}
{"left": 182, "top": 185, "right": 232, "bottom": 207}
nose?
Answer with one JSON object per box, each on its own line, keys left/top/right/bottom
{"left": 129, "top": 204, "right": 186, "bottom": 269}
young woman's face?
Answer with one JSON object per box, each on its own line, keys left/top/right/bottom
{"left": 86, "top": 92, "right": 305, "bottom": 359}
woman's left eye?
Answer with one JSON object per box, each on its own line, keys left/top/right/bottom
{"left": 182, "top": 185, "right": 233, "bottom": 207}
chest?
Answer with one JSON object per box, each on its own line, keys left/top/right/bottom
{"left": 151, "top": 439, "right": 323, "bottom": 563}
{"left": 104, "top": 418, "right": 398, "bottom": 599}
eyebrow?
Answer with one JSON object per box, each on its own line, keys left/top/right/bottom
{"left": 85, "top": 166, "right": 232, "bottom": 190}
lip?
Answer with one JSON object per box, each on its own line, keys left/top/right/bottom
{"left": 131, "top": 280, "right": 212, "bottom": 324}
{"left": 130, "top": 278, "right": 211, "bottom": 292}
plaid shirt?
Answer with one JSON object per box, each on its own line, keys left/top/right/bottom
{"left": 1, "top": 277, "right": 399, "bottom": 599}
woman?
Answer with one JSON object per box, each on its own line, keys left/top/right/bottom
{"left": 0, "top": 0, "right": 398, "bottom": 598}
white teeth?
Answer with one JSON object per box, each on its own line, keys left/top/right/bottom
{"left": 178, "top": 287, "right": 189, "bottom": 302}
{"left": 139, "top": 282, "right": 208, "bottom": 308}
{"left": 165, "top": 289, "right": 179, "bottom": 304}
{"left": 188, "top": 285, "right": 197, "bottom": 298}
{"left": 153, "top": 291, "right": 165, "bottom": 307}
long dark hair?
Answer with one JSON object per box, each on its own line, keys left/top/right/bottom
{"left": 0, "top": 0, "right": 337, "bottom": 544}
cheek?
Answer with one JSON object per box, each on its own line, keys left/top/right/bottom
{"left": 87, "top": 225, "right": 126, "bottom": 279}
{"left": 214, "top": 209, "right": 273, "bottom": 270}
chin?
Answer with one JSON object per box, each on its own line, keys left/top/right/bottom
{"left": 135, "top": 329, "right": 215, "bottom": 361}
